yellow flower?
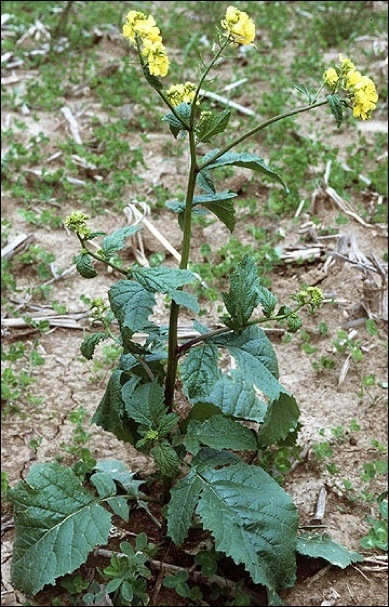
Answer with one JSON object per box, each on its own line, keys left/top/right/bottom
{"left": 221, "top": 6, "right": 255, "bottom": 46}
{"left": 142, "top": 39, "right": 170, "bottom": 77}
{"left": 344, "top": 70, "right": 378, "bottom": 120}
{"left": 166, "top": 82, "right": 196, "bottom": 106}
{"left": 352, "top": 86, "right": 378, "bottom": 120}
{"left": 122, "top": 11, "right": 161, "bottom": 44}
{"left": 344, "top": 69, "right": 363, "bottom": 90}
{"left": 323, "top": 67, "right": 339, "bottom": 88}
{"left": 338, "top": 54, "right": 355, "bottom": 73}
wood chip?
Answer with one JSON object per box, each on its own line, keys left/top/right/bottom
{"left": 60, "top": 106, "right": 83, "bottom": 144}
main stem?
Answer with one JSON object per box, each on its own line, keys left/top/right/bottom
{"left": 164, "top": 130, "right": 198, "bottom": 408}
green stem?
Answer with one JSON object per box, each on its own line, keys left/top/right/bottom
{"left": 176, "top": 304, "right": 306, "bottom": 357}
{"left": 77, "top": 238, "right": 129, "bottom": 276}
{"left": 198, "top": 100, "right": 328, "bottom": 172}
{"left": 190, "top": 37, "right": 230, "bottom": 128}
{"left": 164, "top": 130, "right": 198, "bottom": 408}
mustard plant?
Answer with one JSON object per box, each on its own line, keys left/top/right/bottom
{"left": 9, "top": 5, "right": 377, "bottom": 604}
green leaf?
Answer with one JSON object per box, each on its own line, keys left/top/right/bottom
{"left": 197, "top": 461, "right": 298, "bottom": 592}
{"left": 207, "top": 370, "right": 267, "bottom": 423}
{"left": 162, "top": 103, "right": 191, "bottom": 138}
{"left": 151, "top": 440, "right": 180, "bottom": 477}
{"left": 167, "top": 471, "right": 203, "bottom": 544}
{"left": 143, "top": 66, "right": 163, "bottom": 91}
{"left": 93, "top": 460, "right": 144, "bottom": 497}
{"left": 92, "top": 371, "right": 137, "bottom": 443}
{"left": 109, "top": 280, "right": 155, "bottom": 334}
{"left": 101, "top": 226, "right": 140, "bottom": 259}
{"left": 196, "top": 192, "right": 237, "bottom": 232}
{"left": 204, "top": 149, "right": 288, "bottom": 191}
{"left": 104, "top": 496, "right": 130, "bottom": 521}
{"left": 327, "top": 94, "right": 343, "bottom": 127}
{"left": 297, "top": 534, "right": 364, "bottom": 568}
{"left": 8, "top": 462, "right": 112, "bottom": 596}
{"left": 256, "top": 285, "right": 277, "bottom": 318}
{"left": 193, "top": 447, "right": 240, "bottom": 471}
{"left": 181, "top": 344, "right": 222, "bottom": 404}
{"left": 197, "top": 169, "right": 216, "bottom": 194}
{"left": 292, "top": 82, "right": 313, "bottom": 104}
{"left": 222, "top": 256, "right": 260, "bottom": 328}
{"left": 122, "top": 381, "right": 165, "bottom": 426}
{"left": 185, "top": 414, "right": 256, "bottom": 455}
{"left": 170, "top": 289, "right": 200, "bottom": 314}
{"left": 131, "top": 266, "right": 196, "bottom": 293}
{"left": 75, "top": 252, "right": 97, "bottom": 279}
{"left": 257, "top": 392, "right": 300, "bottom": 448}
{"left": 213, "top": 326, "right": 280, "bottom": 400}
{"left": 197, "top": 109, "right": 231, "bottom": 143}
{"left": 90, "top": 472, "right": 117, "bottom": 498}
{"left": 80, "top": 332, "right": 109, "bottom": 360}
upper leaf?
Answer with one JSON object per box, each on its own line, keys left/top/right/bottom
{"left": 197, "top": 462, "right": 298, "bottom": 592}
{"left": 203, "top": 149, "right": 288, "bottom": 190}
{"left": 131, "top": 266, "right": 196, "bottom": 293}
{"left": 101, "top": 226, "right": 140, "bottom": 259}
{"left": 297, "top": 533, "right": 363, "bottom": 568}
{"left": 170, "top": 289, "right": 200, "bottom": 314}
{"left": 75, "top": 252, "right": 97, "bottom": 279}
{"left": 222, "top": 255, "right": 260, "bottom": 328}
{"left": 327, "top": 94, "right": 344, "bottom": 128}
{"left": 256, "top": 285, "right": 277, "bottom": 318}
{"left": 185, "top": 414, "right": 256, "bottom": 455}
{"left": 196, "top": 109, "right": 231, "bottom": 143}
{"left": 109, "top": 280, "right": 156, "bottom": 334}
{"left": 8, "top": 462, "right": 112, "bottom": 596}
{"left": 196, "top": 169, "right": 216, "bottom": 194}
{"left": 162, "top": 102, "right": 191, "bottom": 138}
{"left": 193, "top": 191, "right": 238, "bottom": 233}
{"left": 181, "top": 344, "right": 222, "bottom": 404}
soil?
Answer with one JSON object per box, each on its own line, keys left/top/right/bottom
{"left": 1, "top": 7, "right": 388, "bottom": 607}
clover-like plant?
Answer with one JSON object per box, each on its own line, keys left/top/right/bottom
{"left": 9, "top": 5, "right": 375, "bottom": 605}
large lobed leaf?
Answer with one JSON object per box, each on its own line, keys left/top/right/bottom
{"left": 8, "top": 462, "right": 112, "bottom": 596}
{"left": 168, "top": 461, "right": 298, "bottom": 594}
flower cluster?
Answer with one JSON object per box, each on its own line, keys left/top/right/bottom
{"left": 122, "top": 10, "right": 169, "bottom": 77}
{"left": 295, "top": 286, "right": 324, "bottom": 311}
{"left": 166, "top": 81, "right": 196, "bottom": 107}
{"left": 65, "top": 212, "right": 91, "bottom": 239}
{"left": 323, "top": 54, "right": 378, "bottom": 120}
{"left": 221, "top": 6, "right": 255, "bottom": 46}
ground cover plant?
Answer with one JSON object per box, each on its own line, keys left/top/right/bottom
{"left": 1, "top": 2, "right": 388, "bottom": 606}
